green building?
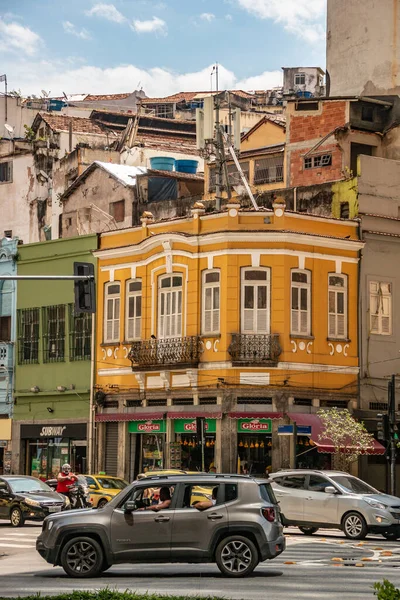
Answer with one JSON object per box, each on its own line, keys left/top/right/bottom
{"left": 12, "top": 235, "right": 97, "bottom": 478}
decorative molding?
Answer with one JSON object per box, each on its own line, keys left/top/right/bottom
{"left": 213, "top": 339, "right": 220, "bottom": 352}
{"left": 123, "top": 346, "right": 129, "bottom": 359}
{"left": 135, "top": 373, "right": 145, "bottom": 391}
{"left": 343, "top": 344, "right": 349, "bottom": 357}
{"left": 291, "top": 341, "right": 297, "bottom": 353}
{"left": 328, "top": 343, "right": 335, "bottom": 356}
{"left": 160, "top": 371, "right": 171, "bottom": 390}
{"left": 306, "top": 342, "right": 313, "bottom": 355}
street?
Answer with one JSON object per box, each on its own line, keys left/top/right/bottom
{"left": 1, "top": 523, "right": 400, "bottom": 599}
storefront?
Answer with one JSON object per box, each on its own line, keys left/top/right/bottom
{"left": 0, "top": 418, "right": 12, "bottom": 475}
{"left": 20, "top": 423, "right": 87, "bottom": 480}
{"left": 236, "top": 418, "right": 273, "bottom": 476}
{"left": 172, "top": 418, "right": 217, "bottom": 471}
{"left": 128, "top": 419, "right": 166, "bottom": 473}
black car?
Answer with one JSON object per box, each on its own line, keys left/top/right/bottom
{"left": 0, "top": 475, "right": 68, "bottom": 527}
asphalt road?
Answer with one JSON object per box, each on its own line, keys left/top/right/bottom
{"left": 1, "top": 522, "right": 400, "bottom": 599}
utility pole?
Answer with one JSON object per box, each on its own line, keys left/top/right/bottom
{"left": 388, "top": 375, "right": 397, "bottom": 496}
{"left": 214, "top": 64, "right": 224, "bottom": 210}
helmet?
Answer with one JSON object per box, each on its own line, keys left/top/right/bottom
{"left": 62, "top": 463, "right": 71, "bottom": 473}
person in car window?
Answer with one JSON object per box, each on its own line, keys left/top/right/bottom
{"left": 193, "top": 487, "right": 218, "bottom": 511}
{"left": 143, "top": 486, "right": 172, "bottom": 511}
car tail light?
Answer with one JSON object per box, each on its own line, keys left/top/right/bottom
{"left": 262, "top": 507, "right": 275, "bottom": 522}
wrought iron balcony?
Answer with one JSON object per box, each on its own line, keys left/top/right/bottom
{"left": 228, "top": 333, "right": 281, "bottom": 365}
{"left": 128, "top": 336, "right": 202, "bottom": 370}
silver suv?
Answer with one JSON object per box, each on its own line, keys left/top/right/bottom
{"left": 269, "top": 469, "right": 400, "bottom": 540}
{"left": 37, "top": 474, "right": 285, "bottom": 578}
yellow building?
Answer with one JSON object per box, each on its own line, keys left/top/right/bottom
{"left": 203, "top": 116, "right": 286, "bottom": 202}
{"left": 94, "top": 200, "right": 364, "bottom": 479}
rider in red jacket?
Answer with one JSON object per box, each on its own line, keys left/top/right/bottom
{"left": 56, "top": 463, "right": 77, "bottom": 498}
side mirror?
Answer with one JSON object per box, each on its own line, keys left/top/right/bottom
{"left": 0, "top": 483, "right": 7, "bottom": 493}
{"left": 124, "top": 501, "right": 136, "bottom": 513}
{"left": 325, "top": 486, "right": 337, "bottom": 494}
{"left": 88, "top": 484, "right": 97, "bottom": 490}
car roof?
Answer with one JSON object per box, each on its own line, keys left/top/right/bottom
{"left": 0, "top": 475, "right": 38, "bottom": 480}
{"left": 135, "top": 474, "right": 259, "bottom": 483}
{"left": 270, "top": 470, "right": 350, "bottom": 477}
{"left": 84, "top": 474, "right": 124, "bottom": 479}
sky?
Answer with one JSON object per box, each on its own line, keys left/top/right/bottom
{"left": 0, "top": 0, "right": 327, "bottom": 97}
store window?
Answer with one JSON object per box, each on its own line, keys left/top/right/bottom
{"left": 17, "top": 307, "right": 40, "bottom": 364}
{"left": 158, "top": 275, "right": 182, "bottom": 339}
{"left": 241, "top": 268, "right": 270, "bottom": 334}
{"left": 172, "top": 419, "right": 216, "bottom": 471}
{"left": 328, "top": 274, "right": 347, "bottom": 339}
{"left": 69, "top": 305, "right": 91, "bottom": 360}
{"left": 237, "top": 418, "right": 272, "bottom": 476}
{"left": 125, "top": 280, "right": 142, "bottom": 341}
{"left": 42, "top": 305, "right": 66, "bottom": 363}
{"left": 291, "top": 269, "right": 311, "bottom": 336}
{"left": 104, "top": 282, "right": 121, "bottom": 343}
{"left": 202, "top": 270, "right": 220, "bottom": 335}
{"left": 128, "top": 420, "right": 166, "bottom": 474}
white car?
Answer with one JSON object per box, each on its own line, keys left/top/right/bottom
{"left": 269, "top": 469, "right": 400, "bottom": 540}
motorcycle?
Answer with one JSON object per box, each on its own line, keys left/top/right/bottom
{"left": 45, "top": 475, "right": 92, "bottom": 509}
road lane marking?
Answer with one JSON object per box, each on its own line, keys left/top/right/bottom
{"left": 0, "top": 543, "right": 36, "bottom": 548}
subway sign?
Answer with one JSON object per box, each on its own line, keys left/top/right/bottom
{"left": 237, "top": 419, "right": 272, "bottom": 433}
{"left": 128, "top": 420, "right": 166, "bottom": 434}
{"left": 174, "top": 419, "right": 217, "bottom": 434}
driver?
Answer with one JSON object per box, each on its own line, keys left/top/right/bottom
{"left": 56, "top": 463, "right": 77, "bottom": 500}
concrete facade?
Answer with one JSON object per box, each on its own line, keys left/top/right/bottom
{"left": 327, "top": 0, "right": 400, "bottom": 96}
{"left": 282, "top": 67, "right": 325, "bottom": 97}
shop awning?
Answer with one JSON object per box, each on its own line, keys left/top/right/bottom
{"left": 229, "top": 411, "right": 283, "bottom": 420}
{"left": 95, "top": 412, "right": 166, "bottom": 423}
{"left": 287, "top": 412, "right": 385, "bottom": 455}
{"left": 0, "top": 418, "right": 11, "bottom": 441}
{"left": 167, "top": 411, "right": 222, "bottom": 420}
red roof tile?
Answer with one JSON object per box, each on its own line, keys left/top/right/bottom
{"left": 142, "top": 90, "right": 255, "bottom": 105}
{"left": 37, "top": 113, "right": 108, "bottom": 135}
{"left": 85, "top": 93, "right": 132, "bottom": 101}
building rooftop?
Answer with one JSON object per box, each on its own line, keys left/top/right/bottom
{"left": 33, "top": 113, "right": 109, "bottom": 135}
{"left": 141, "top": 90, "right": 254, "bottom": 104}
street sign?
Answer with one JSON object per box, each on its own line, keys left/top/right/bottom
{"left": 278, "top": 425, "right": 312, "bottom": 436}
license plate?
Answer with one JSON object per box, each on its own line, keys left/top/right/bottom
{"left": 48, "top": 506, "right": 61, "bottom": 513}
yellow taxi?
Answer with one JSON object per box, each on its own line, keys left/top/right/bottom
{"left": 137, "top": 469, "right": 214, "bottom": 504}
{"left": 84, "top": 474, "right": 129, "bottom": 509}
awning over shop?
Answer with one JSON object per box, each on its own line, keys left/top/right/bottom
{"left": 95, "top": 412, "right": 166, "bottom": 423}
{"left": 0, "top": 418, "right": 11, "bottom": 441}
{"left": 167, "top": 411, "right": 222, "bottom": 420}
{"left": 287, "top": 412, "right": 385, "bottom": 455}
{"left": 229, "top": 412, "right": 283, "bottom": 420}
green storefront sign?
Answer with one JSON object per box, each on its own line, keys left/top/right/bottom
{"left": 128, "top": 420, "right": 166, "bottom": 434}
{"left": 237, "top": 418, "right": 272, "bottom": 434}
{"left": 174, "top": 419, "right": 217, "bottom": 434}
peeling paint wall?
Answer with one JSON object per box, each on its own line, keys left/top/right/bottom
{"left": 331, "top": 179, "right": 359, "bottom": 219}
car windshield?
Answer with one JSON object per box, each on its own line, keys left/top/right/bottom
{"left": 330, "top": 475, "right": 378, "bottom": 494}
{"left": 8, "top": 478, "right": 51, "bottom": 493}
{"left": 96, "top": 477, "right": 127, "bottom": 490}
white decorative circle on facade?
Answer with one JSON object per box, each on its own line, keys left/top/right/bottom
{"left": 291, "top": 341, "right": 297, "bottom": 353}
{"left": 298, "top": 341, "right": 306, "bottom": 351}
{"left": 229, "top": 209, "right": 238, "bottom": 218}
{"left": 328, "top": 343, "right": 335, "bottom": 356}
{"left": 205, "top": 340, "right": 212, "bottom": 350}
{"left": 106, "top": 349, "right": 113, "bottom": 357}
{"left": 336, "top": 344, "right": 343, "bottom": 354}
{"left": 306, "top": 342, "right": 313, "bottom": 354}
{"left": 275, "top": 208, "right": 284, "bottom": 217}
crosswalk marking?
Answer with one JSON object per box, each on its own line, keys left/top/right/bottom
{"left": 0, "top": 543, "right": 36, "bottom": 548}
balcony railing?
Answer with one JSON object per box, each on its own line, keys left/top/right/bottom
{"left": 128, "top": 336, "right": 202, "bottom": 370}
{"left": 228, "top": 333, "right": 281, "bottom": 365}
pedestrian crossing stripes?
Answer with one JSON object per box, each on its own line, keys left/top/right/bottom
{"left": 0, "top": 526, "right": 40, "bottom": 549}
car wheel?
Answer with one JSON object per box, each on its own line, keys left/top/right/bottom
{"left": 342, "top": 512, "right": 368, "bottom": 540}
{"left": 215, "top": 535, "right": 259, "bottom": 578}
{"left": 299, "top": 527, "right": 319, "bottom": 535}
{"left": 382, "top": 531, "right": 399, "bottom": 541}
{"left": 97, "top": 499, "right": 108, "bottom": 509}
{"left": 60, "top": 536, "right": 104, "bottom": 578}
{"left": 10, "top": 507, "right": 24, "bottom": 528}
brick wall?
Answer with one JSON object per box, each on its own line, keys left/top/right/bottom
{"left": 289, "top": 101, "right": 347, "bottom": 143}
{"left": 289, "top": 144, "right": 343, "bottom": 187}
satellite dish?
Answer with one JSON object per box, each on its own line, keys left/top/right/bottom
{"left": 4, "top": 124, "right": 14, "bottom": 139}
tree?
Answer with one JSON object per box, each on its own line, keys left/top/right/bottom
{"left": 318, "top": 407, "right": 375, "bottom": 472}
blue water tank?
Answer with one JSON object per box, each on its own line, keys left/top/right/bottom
{"left": 150, "top": 157, "right": 175, "bottom": 172}
{"left": 175, "top": 159, "right": 199, "bottom": 174}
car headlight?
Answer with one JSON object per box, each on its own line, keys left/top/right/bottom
{"left": 24, "top": 497, "right": 41, "bottom": 507}
{"left": 364, "top": 498, "right": 388, "bottom": 510}
{"left": 63, "top": 496, "right": 70, "bottom": 507}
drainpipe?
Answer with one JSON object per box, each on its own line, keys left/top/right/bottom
{"left": 293, "top": 187, "right": 297, "bottom": 212}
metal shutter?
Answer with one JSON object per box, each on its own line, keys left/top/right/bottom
{"left": 105, "top": 422, "right": 118, "bottom": 476}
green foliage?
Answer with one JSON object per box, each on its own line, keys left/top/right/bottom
{"left": 318, "top": 407, "right": 375, "bottom": 472}
{"left": 3, "top": 592, "right": 224, "bottom": 600}
{"left": 24, "top": 124, "right": 36, "bottom": 142}
{"left": 374, "top": 579, "right": 400, "bottom": 599}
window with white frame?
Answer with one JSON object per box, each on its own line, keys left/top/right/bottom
{"left": 291, "top": 270, "right": 311, "bottom": 336}
{"left": 328, "top": 274, "right": 347, "bottom": 339}
{"left": 241, "top": 269, "right": 270, "bottom": 334}
{"left": 295, "top": 73, "right": 306, "bottom": 86}
{"left": 104, "top": 282, "right": 121, "bottom": 343}
{"left": 125, "top": 280, "right": 142, "bottom": 341}
{"left": 370, "top": 281, "right": 392, "bottom": 335}
{"left": 158, "top": 275, "right": 183, "bottom": 339}
{"left": 202, "top": 270, "right": 220, "bottom": 334}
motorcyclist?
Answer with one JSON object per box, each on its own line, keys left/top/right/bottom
{"left": 56, "top": 463, "right": 77, "bottom": 500}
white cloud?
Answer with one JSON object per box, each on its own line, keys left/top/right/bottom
{"left": 4, "top": 59, "right": 284, "bottom": 98}
{"left": 62, "top": 21, "right": 92, "bottom": 40}
{"left": 131, "top": 16, "right": 167, "bottom": 34}
{"left": 237, "top": 0, "right": 326, "bottom": 42}
{"left": 85, "top": 3, "right": 126, "bottom": 24}
{"left": 225, "top": 14, "right": 233, "bottom": 21}
{"left": 0, "top": 19, "right": 42, "bottom": 56}
{"left": 200, "top": 13, "right": 215, "bottom": 22}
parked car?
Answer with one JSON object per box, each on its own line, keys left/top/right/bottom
{"left": 37, "top": 474, "right": 285, "bottom": 578}
{"left": 84, "top": 474, "right": 128, "bottom": 509}
{"left": 0, "top": 475, "right": 68, "bottom": 527}
{"left": 269, "top": 469, "right": 400, "bottom": 540}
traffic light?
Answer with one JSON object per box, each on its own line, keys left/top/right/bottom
{"left": 377, "top": 414, "right": 390, "bottom": 441}
{"left": 74, "top": 262, "right": 95, "bottom": 314}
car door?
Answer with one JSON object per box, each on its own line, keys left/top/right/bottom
{"left": 0, "top": 479, "right": 12, "bottom": 518}
{"left": 303, "top": 474, "right": 340, "bottom": 525}
{"left": 109, "top": 483, "right": 174, "bottom": 562}
{"left": 170, "top": 482, "right": 228, "bottom": 560}
{"left": 271, "top": 475, "right": 308, "bottom": 522}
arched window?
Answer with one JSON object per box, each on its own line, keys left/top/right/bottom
{"left": 104, "top": 282, "right": 120, "bottom": 343}
{"left": 291, "top": 270, "right": 311, "bottom": 336}
{"left": 202, "top": 270, "right": 220, "bottom": 335}
{"left": 241, "top": 268, "right": 270, "bottom": 334}
{"left": 125, "top": 280, "right": 142, "bottom": 341}
{"left": 328, "top": 274, "right": 347, "bottom": 339}
{"left": 158, "top": 275, "right": 183, "bottom": 339}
